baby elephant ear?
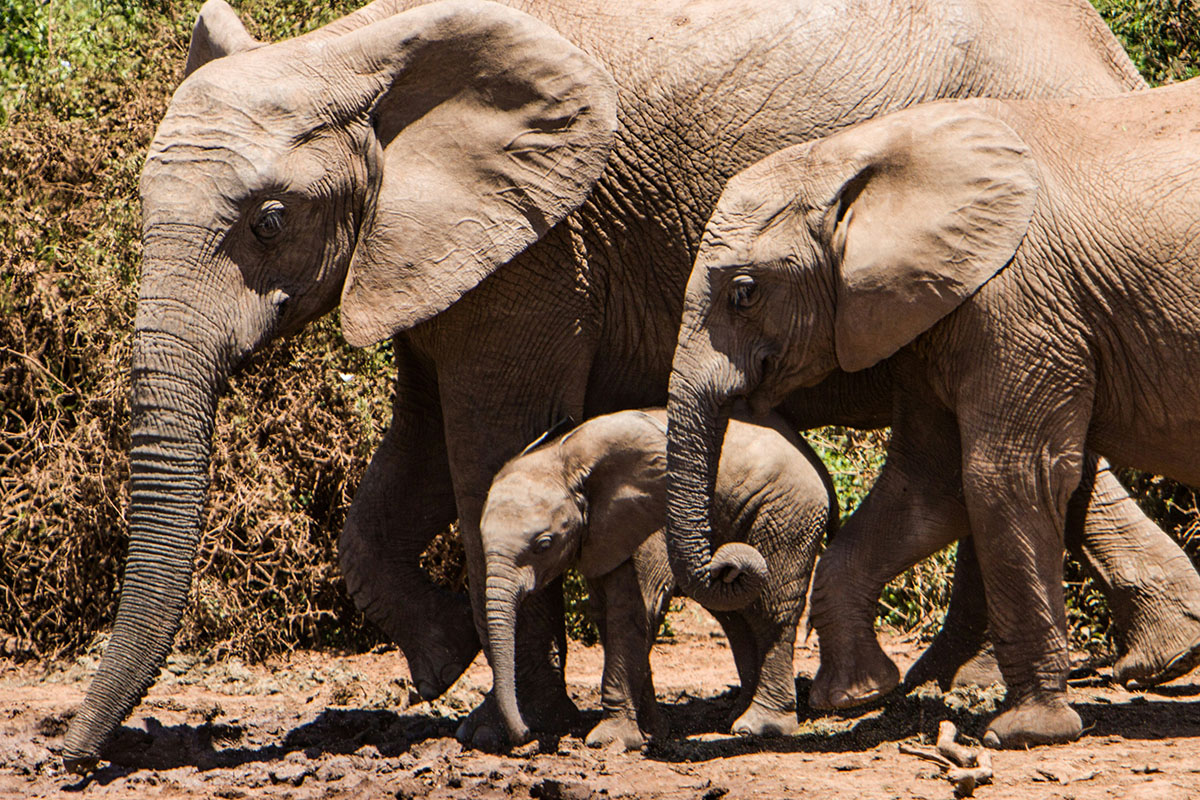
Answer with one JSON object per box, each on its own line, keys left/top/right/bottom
{"left": 810, "top": 103, "right": 1038, "bottom": 372}
{"left": 184, "top": 0, "right": 261, "bottom": 78}
{"left": 333, "top": 0, "right": 619, "bottom": 346}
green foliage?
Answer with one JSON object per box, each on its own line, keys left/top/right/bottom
{"left": 1092, "top": 0, "right": 1200, "bottom": 84}
{"left": 230, "top": 0, "right": 364, "bottom": 40}
{"left": 563, "top": 570, "right": 599, "bottom": 646}
{"left": 877, "top": 544, "right": 957, "bottom": 637}
{"left": 0, "top": 0, "right": 49, "bottom": 75}
{"left": 807, "top": 427, "right": 889, "bottom": 522}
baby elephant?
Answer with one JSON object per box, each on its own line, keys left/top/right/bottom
{"left": 668, "top": 79, "right": 1200, "bottom": 747}
{"left": 480, "top": 408, "right": 834, "bottom": 749}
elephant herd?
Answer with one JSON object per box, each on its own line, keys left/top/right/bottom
{"left": 60, "top": 0, "right": 1200, "bottom": 773}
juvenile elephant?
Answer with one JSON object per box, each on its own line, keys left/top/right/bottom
{"left": 480, "top": 409, "right": 834, "bottom": 749}
{"left": 665, "top": 81, "right": 1200, "bottom": 747}
{"left": 63, "top": 0, "right": 1200, "bottom": 768}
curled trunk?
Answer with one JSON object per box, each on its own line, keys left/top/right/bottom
{"left": 486, "top": 569, "right": 532, "bottom": 747}
{"left": 664, "top": 374, "right": 767, "bottom": 612}
{"left": 62, "top": 319, "right": 224, "bottom": 771}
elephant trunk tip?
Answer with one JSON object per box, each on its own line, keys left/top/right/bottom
{"left": 699, "top": 541, "right": 769, "bottom": 611}
{"left": 503, "top": 719, "right": 533, "bottom": 749}
{"left": 61, "top": 754, "right": 99, "bottom": 777}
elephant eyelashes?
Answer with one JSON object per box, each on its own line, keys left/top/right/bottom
{"left": 533, "top": 534, "right": 555, "bottom": 554}
{"left": 251, "top": 200, "right": 286, "bottom": 241}
{"left": 729, "top": 274, "right": 759, "bottom": 310}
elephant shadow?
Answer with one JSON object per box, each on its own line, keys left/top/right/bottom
{"left": 73, "top": 707, "right": 456, "bottom": 788}
{"left": 646, "top": 678, "right": 966, "bottom": 763}
{"left": 644, "top": 677, "right": 1200, "bottom": 763}
{"left": 1073, "top": 689, "right": 1200, "bottom": 741}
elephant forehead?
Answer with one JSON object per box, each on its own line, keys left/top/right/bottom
{"left": 696, "top": 220, "right": 799, "bottom": 276}
{"left": 145, "top": 66, "right": 326, "bottom": 191}
{"left": 484, "top": 471, "right": 571, "bottom": 525}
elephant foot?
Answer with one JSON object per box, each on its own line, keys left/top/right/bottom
{"left": 983, "top": 694, "right": 1082, "bottom": 749}
{"left": 730, "top": 701, "right": 799, "bottom": 737}
{"left": 950, "top": 644, "right": 1003, "bottom": 689}
{"left": 456, "top": 688, "right": 580, "bottom": 750}
{"left": 904, "top": 622, "right": 991, "bottom": 691}
{"left": 810, "top": 635, "right": 900, "bottom": 710}
{"left": 906, "top": 637, "right": 1003, "bottom": 692}
{"left": 62, "top": 755, "right": 99, "bottom": 776}
{"left": 1114, "top": 625, "right": 1200, "bottom": 690}
{"left": 455, "top": 696, "right": 507, "bottom": 751}
{"left": 585, "top": 716, "right": 650, "bottom": 751}
{"left": 523, "top": 684, "right": 582, "bottom": 733}
{"left": 399, "top": 592, "right": 481, "bottom": 702}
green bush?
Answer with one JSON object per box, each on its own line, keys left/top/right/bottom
{"left": 1092, "top": 0, "right": 1200, "bottom": 84}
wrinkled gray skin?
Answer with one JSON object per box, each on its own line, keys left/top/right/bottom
{"left": 61, "top": 0, "right": 1197, "bottom": 769}
{"left": 667, "top": 83, "right": 1200, "bottom": 748}
{"left": 481, "top": 409, "right": 832, "bottom": 749}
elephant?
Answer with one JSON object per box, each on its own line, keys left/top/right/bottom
{"left": 480, "top": 409, "right": 834, "bottom": 748}
{"left": 664, "top": 81, "right": 1200, "bottom": 747}
{"left": 60, "top": 0, "right": 1200, "bottom": 769}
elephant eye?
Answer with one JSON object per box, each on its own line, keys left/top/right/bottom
{"left": 251, "top": 200, "right": 286, "bottom": 241}
{"left": 533, "top": 533, "right": 555, "bottom": 554}
{"left": 729, "top": 274, "right": 759, "bottom": 310}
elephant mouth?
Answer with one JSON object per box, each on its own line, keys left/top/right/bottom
{"left": 746, "top": 357, "right": 784, "bottom": 416}
{"left": 746, "top": 387, "right": 776, "bottom": 418}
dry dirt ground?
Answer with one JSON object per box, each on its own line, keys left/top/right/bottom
{"left": 2, "top": 600, "right": 1197, "bottom": 800}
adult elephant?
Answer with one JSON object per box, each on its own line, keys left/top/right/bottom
{"left": 62, "top": 0, "right": 1187, "bottom": 768}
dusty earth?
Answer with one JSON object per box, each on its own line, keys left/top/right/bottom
{"left": 2, "top": 600, "right": 1197, "bottom": 800}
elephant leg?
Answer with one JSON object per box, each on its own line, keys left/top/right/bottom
{"left": 903, "top": 538, "right": 999, "bottom": 691}
{"left": 339, "top": 338, "right": 477, "bottom": 701}
{"left": 1071, "top": 460, "right": 1200, "bottom": 688}
{"left": 960, "top": 397, "right": 1088, "bottom": 749}
{"left": 629, "top": 534, "right": 673, "bottom": 741}
{"left": 906, "top": 454, "right": 1106, "bottom": 693}
{"left": 411, "top": 236, "right": 606, "bottom": 747}
{"left": 809, "top": 399, "right": 965, "bottom": 710}
{"left": 438, "top": 395, "right": 588, "bottom": 746}
{"left": 711, "top": 611, "right": 758, "bottom": 714}
{"left": 908, "top": 454, "right": 1200, "bottom": 693}
{"left": 585, "top": 544, "right": 671, "bottom": 750}
{"left": 727, "top": 600, "right": 802, "bottom": 737}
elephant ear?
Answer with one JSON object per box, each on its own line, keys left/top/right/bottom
{"left": 184, "top": 0, "right": 262, "bottom": 78}
{"left": 329, "top": 0, "right": 619, "bottom": 346}
{"left": 806, "top": 103, "right": 1038, "bottom": 372}
{"left": 568, "top": 413, "right": 669, "bottom": 580}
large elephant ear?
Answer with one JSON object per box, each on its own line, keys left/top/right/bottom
{"left": 184, "top": 0, "right": 261, "bottom": 78}
{"left": 805, "top": 103, "right": 1038, "bottom": 372}
{"left": 329, "top": 0, "right": 619, "bottom": 346}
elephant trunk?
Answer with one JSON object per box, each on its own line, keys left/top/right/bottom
{"left": 61, "top": 226, "right": 253, "bottom": 772}
{"left": 485, "top": 567, "right": 533, "bottom": 747}
{"left": 665, "top": 354, "right": 767, "bottom": 612}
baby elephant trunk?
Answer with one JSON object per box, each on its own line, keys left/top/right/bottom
{"left": 485, "top": 567, "right": 533, "bottom": 747}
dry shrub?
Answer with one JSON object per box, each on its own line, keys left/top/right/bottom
{"left": 0, "top": 1, "right": 410, "bottom": 661}
{"left": 1, "top": 49, "right": 168, "bottom": 657}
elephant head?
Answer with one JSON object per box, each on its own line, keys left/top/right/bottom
{"left": 479, "top": 411, "right": 668, "bottom": 745}
{"left": 62, "top": 0, "right": 616, "bottom": 771}
{"left": 665, "top": 102, "right": 1037, "bottom": 609}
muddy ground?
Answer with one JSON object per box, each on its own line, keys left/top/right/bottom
{"left": 2, "top": 600, "right": 1197, "bottom": 799}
